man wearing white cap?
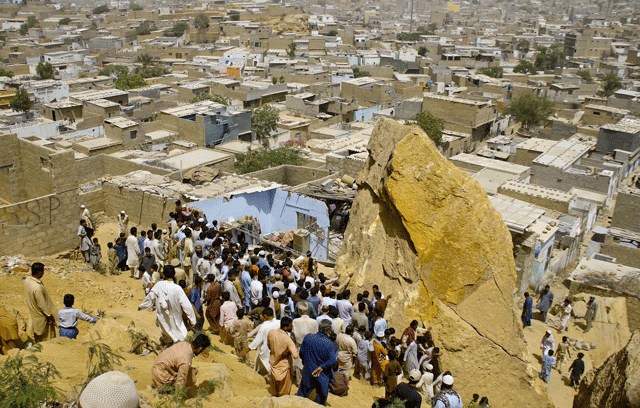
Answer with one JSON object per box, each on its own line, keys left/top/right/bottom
{"left": 80, "top": 205, "right": 93, "bottom": 230}
{"left": 117, "top": 211, "right": 129, "bottom": 236}
{"left": 431, "top": 373, "right": 462, "bottom": 408}
{"left": 541, "top": 329, "right": 555, "bottom": 358}
{"left": 79, "top": 371, "right": 139, "bottom": 408}
{"left": 417, "top": 363, "right": 435, "bottom": 399}
{"left": 394, "top": 369, "right": 422, "bottom": 407}
{"left": 257, "top": 250, "right": 268, "bottom": 269}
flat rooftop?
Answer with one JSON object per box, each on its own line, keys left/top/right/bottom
{"left": 160, "top": 149, "right": 232, "bottom": 170}
{"left": 532, "top": 139, "right": 592, "bottom": 169}
{"left": 105, "top": 117, "right": 138, "bottom": 128}
{"left": 449, "top": 153, "right": 530, "bottom": 176}
{"left": 601, "top": 118, "right": 640, "bottom": 134}
{"left": 516, "top": 137, "right": 562, "bottom": 153}
{"left": 567, "top": 257, "right": 640, "bottom": 297}
{"left": 500, "top": 180, "right": 576, "bottom": 203}
{"left": 424, "top": 93, "right": 492, "bottom": 106}
{"left": 489, "top": 194, "right": 545, "bottom": 233}
{"left": 74, "top": 136, "right": 121, "bottom": 150}
{"left": 104, "top": 170, "right": 283, "bottom": 201}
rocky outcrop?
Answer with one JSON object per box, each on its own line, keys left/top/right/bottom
{"left": 335, "top": 118, "right": 551, "bottom": 407}
{"left": 573, "top": 330, "right": 640, "bottom": 408}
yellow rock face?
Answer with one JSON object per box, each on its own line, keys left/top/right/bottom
{"left": 335, "top": 118, "right": 552, "bottom": 407}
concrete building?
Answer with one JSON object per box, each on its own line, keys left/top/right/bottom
{"left": 422, "top": 94, "right": 496, "bottom": 142}
{"left": 159, "top": 100, "right": 251, "bottom": 147}
{"left": 596, "top": 118, "right": 640, "bottom": 178}
{"left": 530, "top": 138, "right": 619, "bottom": 202}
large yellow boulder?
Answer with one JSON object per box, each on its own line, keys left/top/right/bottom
{"left": 336, "top": 118, "right": 552, "bottom": 407}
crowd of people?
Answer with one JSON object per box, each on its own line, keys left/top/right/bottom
{"left": 521, "top": 285, "right": 596, "bottom": 391}
{"left": 77, "top": 200, "right": 470, "bottom": 407}
{"left": 10, "top": 200, "right": 597, "bottom": 407}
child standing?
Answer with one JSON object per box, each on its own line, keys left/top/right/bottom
{"left": 58, "top": 294, "right": 97, "bottom": 339}
{"left": 539, "top": 349, "right": 557, "bottom": 383}
{"left": 107, "top": 242, "right": 118, "bottom": 275}
{"left": 90, "top": 237, "right": 102, "bottom": 270}
{"left": 231, "top": 309, "right": 252, "bottom": 365}
{"left": 555, "top": 336, "right": 572, "bottom": 374}
{"left": 569, "top": 353, "right": 585, "bottom": 389}
{"left": 383, "top": 350, "right": 402, "bottom": 400}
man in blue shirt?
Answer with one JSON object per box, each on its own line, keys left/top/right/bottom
{"left": 240, "top": 266, "right": 252, "bottom": 313}
{"left": 297, "top": 319, "right": 337, "bottom": 405}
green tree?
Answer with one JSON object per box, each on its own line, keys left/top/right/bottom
{"left": 135, "top": 26, "right": 150, "bottom": 35}
{"left": 26, "top": 16, "right": 39, "bottom": 28}
{"left": 417, "top": 46, "right": 428, "bottom": 56}
{"left": 115, "top": 73, "right": 147, "bottom": 90}
{"left": 0, "top": 67, "right": 14, "bottom": 77}
{"left": 36, "top": 62, "right": 55, "bottom": 79}
{"left": 135, "top": 65, "right": 170, "bottom": 78}
{"left": 58, "top": 17, "right": 71, "bottom": 25}
{"left": 602, "top": 73, "right": 622, "bottom": 97}
{"left": 164, "top": 21, "right": 188, "bottom": 37}
{"left": 477, "top": 66, "right": 504, "bottom": 78}
{"left": 286, "top": 42, "right": 296, "bottom": 58}
{"left": 534, "top": 43, "right": 564, "bottom": 71}
{"left": 576, "top": 70, "right": 592, "bottom": 83}
{"left": 272, "top": 77, "right": 278, "bottom": 85}
{"left": 194, "top": 13, "right": 210, "bottom": 30}
{"left": 326, "top": 30, "right": 338, "bottom": 36}
{"left": 135, "top": 53, "right": 156, "bottom": 68}
{"left": 279, "top": 76, "right": 285, "bottom": 83}
{"left": 406, "top": 111, "right": 444, "bottom": 146}
{"left": 19, "top": 23, "right": 28, "bottom": 36}
{"left": 98, "top": 64, "right": 129, "bottom": 78}
{"left": 10, "top": 88, "right": 31, "bottom": 112}
{"left": 0, "top": 345, "right": 62, "bottom": 408}
{"left": 396, "top": 32, "right": 421, "bottom": 41}
{"left": 235, "top": 146, "right": 308, "bottom": 174}
{"left": 513, "top": 60, "right": 538, "bottom": 75}
{"left": 191, "top": 93, "right": 231, "bottom": 106}
{"left": 252, "top": 104, "right": 279, "bottom": 147}
{"left": 352, "top": 67, "right": 370, "bottom": 78}
{"left": 92, "top": 4, "right": 109, "bottom": 14}
{"left": 506, "top": 94, "right": 554, "bottom": 129}
{"left": 130, "top": 2, "right": 143, "bottom": 10}
{"left": 516, "top": 39, "right": 530, "bottom": 53}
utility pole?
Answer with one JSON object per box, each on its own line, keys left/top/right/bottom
{"left": 410, "top": 0, "right": 414, "bottom": 32}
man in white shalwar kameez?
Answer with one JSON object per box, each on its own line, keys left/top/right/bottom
{"left": 126, "top": 227, "right": 141, "bottom": 278}
{"left": 291, "top": 303, "right": 318, "bottom": 385}
{"left": 139, "top": 266, "right": 196, "bottom": 345}
{"left": 249, "top": 308, "right": 280, "bottom": 378}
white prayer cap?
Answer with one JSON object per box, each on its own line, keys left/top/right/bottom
{"left": 408, "top": 369, "right": 421, "bottom": 382}
{"left": 162, "top": 229, "right": 167, "bottom": 234}
{"left": 272, "top": 291, "right": 280, "bottom": 298}
{"left": 79, "top": 371, "right": 139, "bottom": 408}
{"left": 206, "top": 223, "right": 213, "bottom": 228}
{"left": 424, "top": 363, "right": 433, "bottom": 371}
{"left": 215, "top": 258, "right": 223, "bottom": 265}
{"left": 121, "top": 210, "right": 125, "bottom": 214}
{"left": 80, "top": 204, "right": 86, "bottom": 208}
{"left": 248, "top": 247, "right": 254, "bottom": 252}
{"left": 259, "top": 250, "right": 266, "bottom": 256}
{"left": 442, "top": 375, "right": 454, "bottom": 386}
{"left": 546, "top": 329, "right": 552, "bottom": 335}
{"left": 198, "top": 217, "right": 205, "bottom": 223}
{"left": 376, "top": 331, "right": 385, "bottom": 338}
{"left": 182, "top": 204, "right": 187, "bottom": 208}
{"left": 590, "top": 295, "right": 596, "bottom": 299}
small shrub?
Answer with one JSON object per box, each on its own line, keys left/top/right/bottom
{"left": 0, "top": 344, "right": 63, "bottom": 407}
